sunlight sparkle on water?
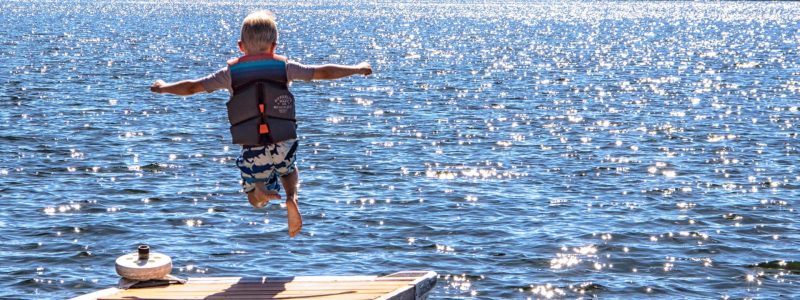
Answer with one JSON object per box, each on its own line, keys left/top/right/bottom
{"left": 4, "top": 1, "right": 800, "bottom": 298}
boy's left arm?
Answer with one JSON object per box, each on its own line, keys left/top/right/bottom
{"left": 150, "top": 79, "right": 206, "bottom": 96}
{"left": 311, "top": 62, "right": 372, "bottom": 80}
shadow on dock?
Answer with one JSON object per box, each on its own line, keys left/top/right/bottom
{"left": 204, "top": 276, "right": 357, "bottom": 299}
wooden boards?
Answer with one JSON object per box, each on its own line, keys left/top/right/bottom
{"left": 71, "top": 271, "right": 437, "bottom": 300}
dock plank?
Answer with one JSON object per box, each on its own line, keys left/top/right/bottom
{"left": 76, "top": 271, "right": 437, "bottom": 300}
{"left": 100, "top": 291, "right": 393, "bottom": 300}
{"left": 120, "top": 281, "right": 410, "bottom": 290}
{"left": 107, "top": 284, "right": 406, "bottom": 292}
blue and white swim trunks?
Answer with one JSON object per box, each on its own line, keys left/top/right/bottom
{"left": 236, "top": 139, "right": 298, "bottom": 193}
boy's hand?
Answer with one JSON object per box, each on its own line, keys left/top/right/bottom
{"left": 150, "top": 80, "right": 165, "bottom": 93}
{"left": 357, "top": 62, "right": 372, "bottom": 76}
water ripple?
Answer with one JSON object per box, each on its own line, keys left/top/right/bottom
{"left": 1, "top": 0, "right": 799, "bottom": 299}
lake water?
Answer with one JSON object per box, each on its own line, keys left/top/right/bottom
{"left": 1, "top": 1, "right": 799, "bottom": 299}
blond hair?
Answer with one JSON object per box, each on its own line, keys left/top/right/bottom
{"left": 240, "top": 10, "right": 278, "bottom": 53}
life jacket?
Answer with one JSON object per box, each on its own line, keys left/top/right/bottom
{"left": 226, "top": 54, "right": 296, "bottom": 146}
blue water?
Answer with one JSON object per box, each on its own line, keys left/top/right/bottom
{"left": 1, "top": 1, "right": 799, "bottom": 299}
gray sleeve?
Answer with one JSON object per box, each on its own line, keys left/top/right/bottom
{"left": 198, "top": 67, "right": 232, "bottom": 93}
{"left": 286, "top": 61, "right": 317, "bottom": 82}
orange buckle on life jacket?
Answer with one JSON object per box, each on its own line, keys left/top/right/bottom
{"left": 259, "top": 124, "right": 270, "bottom": 134}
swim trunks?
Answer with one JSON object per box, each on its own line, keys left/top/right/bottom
{"left": 236, "top": 139, "right": 298, "bottom": 193}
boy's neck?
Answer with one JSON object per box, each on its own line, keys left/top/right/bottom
{"left": 244, "top": 50, "right": 275, "bottom": 56}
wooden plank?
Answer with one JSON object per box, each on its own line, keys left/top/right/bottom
{"left": 199, "top": 295, "right": 384, "bottom": 300}
{"left": 102, "top": 282, "right": 407, "bottom": 292}
{"left": 74, "top": 271, "right": 437, "bottom": 300}
{"left": 106, "top": 289, "right": 394, "bottom": 296}
{"left": 203, "top": 294, "right": 384, "bottom": 300}
{"left": 376, "top": 271, "right": 438, "bottom": 300}
{"left": 377, "top": 286, "right": 416, "bottom": 300}
{"left": 100, "top": 291, "right": 391, "bottom": 300}
{"left": 104, "top": 284, "right": 406, "bottom": 294}
{"left": 102, "top": 291, "right": 392, "bottom": 298}
{"left": 70, "top": 288, "right": 121, "bottom": 300}
{"left": 121, "top": 286, "right": 402, "bottom": 293}
{"left": 98, "top": 279, "right": 413, "bottom": 300}
{"left": 380, "top": 271, "right": 433, "bottom": 278}
{"left": 186, "top": 276, "right": 379, "bottom": 284}
{"left": 133, "top": 280, "right": 408, "bottom": 287}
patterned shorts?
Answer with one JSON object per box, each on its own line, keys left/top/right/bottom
{"left": 236, "top": 139, "right": 298, "bottom": 193}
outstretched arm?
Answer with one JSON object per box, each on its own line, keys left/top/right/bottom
{"left": 312, "top": 62, "right": 372, "bottom": 80}
{"left": 150, "top": 79, "right": 205, "bottom": 96}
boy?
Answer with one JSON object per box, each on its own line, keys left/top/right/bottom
{"left": 150, "top": 10, "right": 372, "bottom": 237}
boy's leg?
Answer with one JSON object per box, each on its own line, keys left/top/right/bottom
{"left": 280, "top": 167, "right": 302, "bottom": 237}
{"left": 239, "top": 145, "right": 284, "bottom": 209}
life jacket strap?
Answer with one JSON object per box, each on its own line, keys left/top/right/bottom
{"left": 256, "top": 83, "right": 269, "bottom": 136}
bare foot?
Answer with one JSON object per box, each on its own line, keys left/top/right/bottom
{"left": 247, "top": 192, "right": 267, "bottom": 208}
{"left": 247, "top": 183, "right": 281, "bottom": 208}
{"left": 286, "top": 198, "right": 302, "bottom": 237}
{"left": 256, "top": 183, "right": 281, "bottom": 201}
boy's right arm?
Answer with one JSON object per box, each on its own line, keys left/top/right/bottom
{"left": 150, "top": 79, "right": 206, "bottom": 96}
{"left": 312, "top": 62, "right": 372, "bottom": 80}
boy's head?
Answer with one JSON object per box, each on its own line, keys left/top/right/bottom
{"left": 239, "top": 10, "right": 278, "bottom": 54}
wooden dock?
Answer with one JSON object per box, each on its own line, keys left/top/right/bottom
{"left": 71, "top": 271, "right": 437, "bottom": 300}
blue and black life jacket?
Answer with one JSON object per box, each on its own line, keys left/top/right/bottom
{"left": 226, "top": 54, "right": 296, "bottom": 146}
